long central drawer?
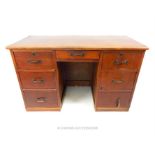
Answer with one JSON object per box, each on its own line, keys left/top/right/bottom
{"left": 56, "top": 50, "right": 100, "bottom": 61}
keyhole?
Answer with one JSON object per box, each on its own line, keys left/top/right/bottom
{"left": 32, "top": 52, "right": 36, "bottom": 56}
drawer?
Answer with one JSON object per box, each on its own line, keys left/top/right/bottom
{"left": 23, "top": 90, "right": 59, "bottom": 108}
{"left": 96, "top": 92, "right": 131, "bottom": 108}
{"left": 19, "top": 71, "right": 56, "bottom": 89}
{"left": 13, "top": 50, "right": 56, "bottom": 70}
{"left": 101, "top": 52, "right": 144, "bottom": 70}
{"left": 56, "top": 50, "right": 99, "bottom": 61}
{"left": 99, "top": 71, "right": 137, "bottom": 91}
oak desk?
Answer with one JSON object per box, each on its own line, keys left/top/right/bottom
{"left": 7, "top": 36, "right": 148, "bottom": 111}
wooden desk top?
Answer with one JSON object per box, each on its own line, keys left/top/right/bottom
{"left": 7, "top": 36, "right": 148, "bottom": 50}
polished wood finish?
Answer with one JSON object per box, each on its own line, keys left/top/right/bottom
{"left": 23, "top": 90, "right": 59, "bottom": 108}
{"left": 13, "top": 50, "right": 56, "bottom": 70}
{"left": 101, "top": 52, "right": 144, "bottom": 70}
{"left": 56, "top": 50, "right": 99, "bottom": 61}
{"left": 96, "top": 92, "right": 131, "bottom": 108}
{"left": 19, "top": 71, "right": 56, "bottom": 89}
{"left": 7, "top": 36, "right": 148, "bottom": 111}
{"left": 99, "top": 71, "right": 137, "bottom": 91}
{"left": 58, "top": 62, "right": 97, "bottom": 86}
{"left": 10, "top": 49, "right": 61, "bottom": 111}
{"left": 94, "top": 51, "right": 145, "bottom": 111}
{"left": 7, "top": 36, "right": 148, "bottom": 50}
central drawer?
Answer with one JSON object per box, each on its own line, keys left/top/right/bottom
{"left": 56, "top": 50, "right": 99, "bottom": 61}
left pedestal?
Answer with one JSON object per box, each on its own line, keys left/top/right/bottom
{"left": 10, "top": 49, "right": 61, "bottom": 111}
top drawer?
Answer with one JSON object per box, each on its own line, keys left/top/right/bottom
{"left": 13, "top": 50, "right": 56, "bottom": 70}
{"left": 56, "top": 50, "right": 99, "bottom": 61}
{"left": 101, "top": 52, "right": 144, "bottom": 70}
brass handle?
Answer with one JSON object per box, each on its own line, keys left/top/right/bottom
{"left": 114, "top": 59, "right": 128, "bottom": 65}
{"left": 36, "top": 97, "right": 46, "bottom": 103}
{"left": 112, "top": 79, "right": 124, "bottom": 84}
{"left": 70, "top": 52, "right": 85, "bottom": 57}
{"left": 116, "top": 97, "right": 121, "bottom": 107}
{"left": 27, "top": 60, "right": 42, "bottom": 64}
{"left": 32, "top": 79, "right": 44, "bottom": 84}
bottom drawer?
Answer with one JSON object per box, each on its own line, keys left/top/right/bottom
{"left": 95, "top": 92, "right": 132, "bottom": 110}
{"left": 23, "top": 90, "right": 59, "bottom": 110}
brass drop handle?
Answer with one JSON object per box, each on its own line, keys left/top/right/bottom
{"left": 116, "top": 97, "right": 121, "bottom": 108}
{"left": 27, "top": 60, "right": 42, "bottom": 64}
{"left": 70, "top": 52, "right": 85, "bottom": 57}
{"left": 36, "top": 97, "right": 46, "bottom": 103}
{"left": 32, "top": 78, "right": 44, "bottom": 84}
{"left": 114, "top": 59, "right": 128, "bottom": 65}
{"left": 112, "top": 79, "right": 124, "bottom": 84}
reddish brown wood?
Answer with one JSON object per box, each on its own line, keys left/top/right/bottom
{"left": 23, "top": 90, "right": 59, "bottom": 108}
{"left": 10, "top": 49, "right": 61, "bottom": 111}
{"left": 93, "top": 51, "right": 145, "bottom": 111}
{"left": 56, "top": 50, "right": 99, "bottom": 61}
{"left": 18, "top": 71, "right": 56, "bottom": 89}
{"left": 6, "top": 36, "right": 148, "bottom": 50}
{"left": 101, "top": 52, "right": 144, "bottom": 71}
{"left": 99, "top": 70, "right": 137, "bottom": 91}
{"left": 58, "top": 62, "right": 97, "bottom": 86}
{"left": 96, "top": 92, "right": 131, "bottom": 108}
{"left": 7, "top": 36, "right": 148, "bottom": 111}
{"left": 13, "top": 50, "right": 56, "bottom": 70}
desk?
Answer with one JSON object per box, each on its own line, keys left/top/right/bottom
{"left": 7, "top": 36, "right": 148, "bottom": 111}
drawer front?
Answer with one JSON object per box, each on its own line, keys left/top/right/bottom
{"left": 99, "top": 71, "right": 137, "bottom": 91}
{"left": 56, "top": 50, "right": 99, "bottom": 61}
{"left": 102, "top": 52, "right": 144, "bottom": 70}
{"left": 23, "top": 90, "right": 59, "bottom": 108}
{"left": 19, "top": 71, "right": 56, "bottom": 89}
{"left": 13, "top": 50, "right": 56, "bottom": 70}
{"left": 96, "top": 92, "right": 131, "bottom": 108}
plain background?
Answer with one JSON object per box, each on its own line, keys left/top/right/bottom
{"left": 0, "top": 0, "right": 155, "bottom": 155}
